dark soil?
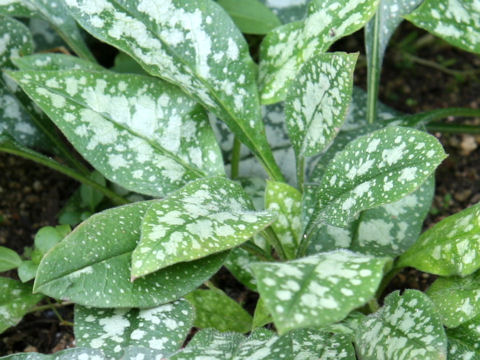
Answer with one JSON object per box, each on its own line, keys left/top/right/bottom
{"left": 1, "top": 23, "right": 480, "bottom": 356}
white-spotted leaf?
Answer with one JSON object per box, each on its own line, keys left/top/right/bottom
{"left": 0, "top": 277, "right": 43, "bottom": 334}
{"left": 75, "top": 300, "right": 193, "bottom": 358}
{"left": 290, "top": 329, "right": 356, "bottom": 359}
{"left": 9, "top": 70, "right": 224, "bottom": 197}
{"left": 427, "top": 272, "right": 480, "bottom": 328}
{"left": 224, "top": 247, "right": 259, "bottom": 291}
{"left": 251, "top": 250, "right": 391, "bottom": 334}
{"left": 0, "top": 246, "right": 22, "bottom": 272}
{"left": 13, "top": 53, "right": 104, "bottom": 71}
{"left": 398, "top": 202, "right": 480, "bottom": 276}
{"left": 307, "top": 126, "right": 446, "bottom": 229}
{"left": 258, "top": 0, "right": 379, "bottom": 104}
{"left": 185, "top": 288, "right": 253, "bottom": 333}
{"left": 134, "top": 177, "right": 275, "bottom": 277}
{"left": 34, "top": 201, "right": 227, "bottom": 308}
{"left": 265, "top": 181, "right": 302, "bottom": 259}
{"left": 406, "top": 0, "right": 480, "bottom": 55}
{"left": 447, "top": 313, "right": 480, "bottom": 355}
{"left": 0, "top": 348, "right": 105, "bottom": 359}
{"left": 0, "top": 0, "right": 35, "bottom": 16}
{"left": 64, "top": 0, "right": 283, "bottom": 180}
{"left": 285, "top": 52, "right": 357, "bottom": 157}
{"left": 259, "top": 0, "right": 309, "bottom": 24}
{"left": 355, "top": 290, "right": 448, "bottom": 360}
{"left": 448, "top": 337, "right": 480, "bottom": 360}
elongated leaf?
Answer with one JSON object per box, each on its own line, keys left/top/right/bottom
{"left": 265, "top": 181, "right": 302, "bottom": 259}
{"left": 251, "top": 250, "right": 390, "bottom": 334}
{"left": 218, "top": 0, "right": 281, "bottom": 34}
{"left": 134, "top": 177, "right": 274, "bottom": 277}
{"left": 34, "top": 201, "right": 227, "bottom": 308}
{"left": 22, "top": 0, "right": 95, "bottom": 61}
{"left": 185, "top": 288, "right": 252, "bottom": 333}
{"left": 259, "top": 0, "right": 379, "bottom": 104}
{"left": 259, "top": 0, "right": 309, "bottom": 24}
{"left": 75, "top": 300, "right": 193, "bottom": 358}
{"left": 285, "top": 52, "right": 357, "bottom": 157}
{"left": 355, "top": 290, "right": 447, "bottom": 360}
{"left": 0, "top": 0, "right": 35, "bottom": 16}
{"left": 406, "top": 0, "right": 480, "bottom": 55}
{"left": 28, "top": 17, "right": 66, "bottom": 52}
{"left": 427, "top": 272, "right": 480, "bottom": 328}
{"left": 448, "top": 337, "right": 480, "bottom": 360}
{"left": 0, "top": 277, "right": 43, "bottom": 334}
{"left": 10, "top": 69, "right": 224, "bottom": 197}
{"left": 224, "top": 247, "right": 259, "bottom": 291}
{"left": 307, "top": 126, "right": 445, "bottom": 229}
{"left": 0, "top": 246, "right": 22, "bottom": 272}
{"left": 13, "top": 53, "right": 104, "bottom": 71}
{"left": 252, "top": 297, "right": 272, "bottom": 329}
{"left": 398, "top": 202, "right": 480, "bottom": 276}
{"left": 447, "top": 314, "right": 480, "bottom": 355}
{"left": 0, "top": 348, "right": 105, "bottom": 359}
{"left": 64, "top": 0, "right": 283, "bottom": 181}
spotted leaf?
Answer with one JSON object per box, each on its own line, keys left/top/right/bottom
{"left": 0, "top": 277, "right": 43, "bottom": 334}
{"left": 34, "top": 201, "right": 227, "bottom": 308}
{"left": 290, "top": 329, "right": 356, "bottom": 360}
{"left": 224, "top": 247, "right": 259, "bottom": 291}
{"left": 265, "top": 181, "right": 302, "bottom": 259}
{"left": 13, "top": 53, "right": 104, "bottom": 71}
{"left": 285, "top": 52, "right": 357, "bottom": 157}
{"left": 0, "top": 0, "right": 35, "bottom": 16}
{"left": 447, "top": 337, "right": 480, "bottom": 360}
{"left": 75, "top": 300, "right": 193, "bottom": 358}
{"left": 406, "top": 0, "right": 480, "bottom": 55}
{"left": 259, "top": 0, "right": 309, "bottom": 24}
{"left": 0, "top": 348, "right": 105, "bottom": 359}
{"left": 259, "top": 0, "right": 379, "bottom": 104}
{"left": 398, "top": 202, "right": 480, "bottom": 276}
{"left": 185, "top": 288, "right": 252, "bottom": 333}
{"left": 64, "top": 0, "right": 283, "bottom": 181}
{"left": 447, "top": 314, "right": 480, "bottom": 356}
{"left": 9, "top": 69, "right": 224, "bottom": 197}
{"left": 251, "top": 250, "right": 391, "bottom": 334}
{"left": 133, "top": 177, "right": 275, "bottom": 277}
{"left": 355, "top": 290, "right": 447, "bottom": 360}
{"left": 306, "top": 126, "right": 446, "bottom": 230}
{"left": 427, "top": 272, "right": 480, "bottom": 328}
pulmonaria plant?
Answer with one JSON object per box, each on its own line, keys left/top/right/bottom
{"left": 0, "top": 0, "right": 480, "bottom": 359}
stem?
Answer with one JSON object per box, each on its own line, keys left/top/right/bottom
{"left": 0, "top": 143, "right": 129, "bottom": 206}
{"left": 29, "top": 301, "right": 73, "bottom": 313}
{"left": 402, "top": 52, "right": 480, "bottom": 77}
{"left": 231, "top": 137, "right": 241, "bottom": 179}
{"left": 402, "top": 108, "right": 480, "bottom": 127}
{"left": 426, "top": 122, "right": 480, "bottom": 134}
{"left": 261, "top": 227, "right": 287, "bottom": 261}
{"left": 366, "top": 11, "right": 381, "bottom": 125}
{"left": 296, "top": 156, "right": 305, "bottom": 193}
{"left": 241, "top": 241, "right": 274, "bottom": 261}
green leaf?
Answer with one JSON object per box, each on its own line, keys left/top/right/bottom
{"left": 34, "top": 225, "right": 70, "bottom": 254}
{"left": 448, "top": 337, "right": 480, "bottom": 360}
{"left": 265, "top": 181, "right": 302, "bottom": 259}
{"left": 258, "top": 0, "right": 308, "bottom": 24}
{"left": 290, "top": 329, "right": 356, "bottom": 359}
{"left": 0, "top": 0, "right": 36, "bottom": 17}
{"left": 251, "top": 250, "right": 390, "bottom": 334}
{"left": 224, "top": 247, "right": 259, "bottom": 291}
{"left": 398, "top": 202, "right": 480, "bottom": 276}
{"left": 0, "top": 277, "right": 43, "bottom": 334}
{"left": 133, "top": 177, "right": 275, "bottom": 277}
{"left": 355, "top": 290, "right": 448, "bottom": 360}
{"left": 307, "top": 126, "right": 446, "bottom": 229}
{"left": 406, "top": 0, "right": 480, "bottom": 55}
{"left": 64, "top": 0, "right": 283, "bottom": 181}
{"left": 111, "top": 52, "right": 146, "bottom": 75}
{"left": 75, "top": 299, "right": 193, "bottom": 358}
{"left": 0, "top": 348, "right": 105, "bottom": 359}
{"left": 447, "top": 314, "right": 480, "bottom": 355}
{"left": 80, "top": 171, "right": 105, "bottom": 211}
{"left": 34, "top": 201, "right": 227, "bottom": 308}
{"left": 259, "top": 0, "right": 379, "bottom": 104}
{"left": 427, "top": 272, "right": 480, "bottom": 328}
{"left": 252, "top": 297, "right": 272, "bottom": 329}
{"left": 217, "top": 0, "right": 281, "bottom": 34}
{"left": 285, "top": 52, "right": 357, "bottom": 157}
{"left": 22, "top": 0, "right": 95, "bottom": 61}
{"left": 185, "top": 288, "right": 252, "bottom": 333}
{"left": 10, "top": 69, "right": 224, "bottom": 197}
{"left": 17, "top": 260, "right": 38, "bottom": 283}
{"left": 0, "top": 246, "right": 22, "bottom": 272}
{"left": 28, "top": 18, "right": 66, "bottom": 52}
{"left": 13, "top": 53, "right": 104, "bottom": 71}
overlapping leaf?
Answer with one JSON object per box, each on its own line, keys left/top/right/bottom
{"left": 398, "top": 202, "right": 480, "bottom": 276}
{"left": 13, "top": 53, "right": 104, "bottom": 71}
{"left": 224, "top": 247, "right": 259, "bottom": 291}
{"left": 448, "top": 337, "right": 480, "bottom": 360}
{"left": 355, "top": 290, "right": 447, "bottom": 360}
{"left": 34, "top": 201, "right": 227, "bottom": 308}
{"left": 0, "top": 348, "right": 105, "bottom": 359}
{"left": 10, "top": 69, "right": 224, "bottom": 197}
{"left": 75, "top": 300, "right": 193, "bottom": 358}
{"left": 0, "top": 246, "right": 21, "bottom": 272}
{"left": 251, "top": 250, "right": 390, "bottom": 333}
{"left": 259, "top": 0, "right": 309, "bottom": 24}
{"left": 406, "top": 0, "right": 480, "bottom": 55}
{"left": 290, "top": 329, "right": 356, "bottom": 359}
{"left": 258, "top": 0, "right": 379, "bottom": 103}
{"left": 0, "top": 0, "right": 35, "bottom": 16}
{"left": 285, "top": 52, "right": 357, "bottom": 157}
{"left": 447, "top": 314, "right": 480, "bottom": 355}
{"left": 64, "top": 0, "right": 283, "bottom": 180}
{"left": 133, "top": 177, "right": 275, "bottom": 277}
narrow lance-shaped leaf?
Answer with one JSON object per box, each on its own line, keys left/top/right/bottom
{"left": 447, "top": 337, "right": 480, "bottom": 360}
{"left": 259, "top": 0, "right": 379, "bottom": 104}
{"left": 285, "top": 52, "right": 357, "bottom": 157}
{"left": 34, "top": 201, "right": 228, "bottom": 308}
{"left": 75, "top": 300, "right": 194, "bottom": 358}
{"left": 307, "top": 126, "right": 446, "bottom": 230}
{"left": 447, "top": 313, "right": 480, "bottom": 355}
{"left": 185, "top": 288, "right": 253, "bottom": 333}
{"left": 355, "top": 290, "right": 448, "bottom": 360}
{"left": 406, "top": 0, "right": 480, "bottom": 55}
{"left": 252, "top": 297, "right": 272, "bottom": 329}
{"left": 133, "top": 177, "right": 275, "bottom": 277}
{"left": 64, "top": 0, "right": 283, "bottom": 180}
{"left": 427, "top": 272, "right": 480, "bottom": 328}
{"left": 9, "top": 69, "right": 224, "bottom": 197}
{"left": 398, "top": 202, "right": 480, "bottom": 276}
{"left": 0, "top": 246, "right": 22, "bottom": 272}
{"left": 13, "top": 53, "right": 104, "bottom": 72}
{"left": 251, "top": 250, "right": 391, "bottom": 334}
